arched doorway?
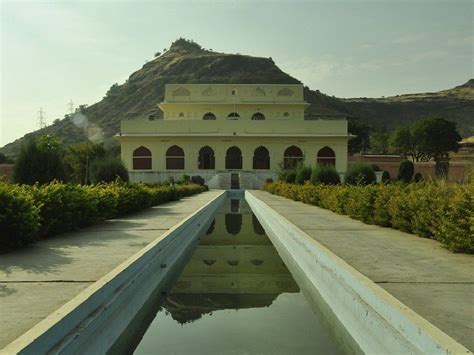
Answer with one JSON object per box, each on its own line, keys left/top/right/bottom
{"left": 132, "top": 146, "right": 152, "bottom": 170}
{"left": 283, "top": 145, "right": 303, "bottom": 169}
{"left": 166, "top": 145, "right": 185, "bottom": 170}
{"left": 317, "top": 146, "right": 336, "bottom": 166}
{"left": 198, "top": 146, "right": 215, "bottom": 169}
{"left": 225, "top": 146, "right": 242, "bottom": 169}
{"left": 253, "top": 146, "right": 270, "bottom": 169}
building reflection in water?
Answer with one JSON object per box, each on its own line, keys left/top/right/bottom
{"left": 163, "top": 199, "right": 299, "bottom": 324}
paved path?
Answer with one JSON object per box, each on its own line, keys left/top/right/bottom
{"left": 0, "top": 190, "right": 222, "bottom": 349}
{"left": 249, "top": 190, "right": 474, "bottom": 351}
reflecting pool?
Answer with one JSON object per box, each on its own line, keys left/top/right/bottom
{"left": 129, "top": 199, "right": 342, "bottom": 354}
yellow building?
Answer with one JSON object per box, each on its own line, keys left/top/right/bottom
{"left": 119, "top": 84, "right": 349, "bottom": 188}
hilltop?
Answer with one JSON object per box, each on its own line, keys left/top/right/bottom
{"left": 1, "top": 38, "right": 473, "bottom": 158}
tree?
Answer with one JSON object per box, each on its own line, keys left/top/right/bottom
{"left": 369, "top": 130, "right": 390, "bottom": 154}
{"left": 0, "top": 152, "right": 8, "bottom": 164}
{"left": 66, "top": 142, "right": 106, "bottom": 184}
{"left": 348, "top": 119, "right": 371, "bottom": 155}
{"left": 13, "top": 135, "right": 67, "bottom": 184}
{"left": 398, "top": 160, "right": 414, "bottom": 183}
{"left": 390, "top": 118, "right": 461, "bottom": 162}
{"left": 90, "top": 158, "right": 129, "bottom": 184}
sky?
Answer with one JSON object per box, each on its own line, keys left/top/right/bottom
{"left": 1, "top": 0, "right": 473, "bottom": 147}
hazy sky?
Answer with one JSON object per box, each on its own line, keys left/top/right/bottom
{"left": 1, "top": 0, "right": 472, "bottom": 146}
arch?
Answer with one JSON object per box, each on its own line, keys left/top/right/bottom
{"left": 225, "top": 146, "right": 242, "bottom": 169}
{"left": 198, "top": 146, "right": 215, "bottom": 169}
{"left": 283, "top": 112, "right": 290, "bottom": 117}
{"left": 251, "top": 112, "right": 265, "bottom": 121}
{"left": 283, "top": 145, "right": 303, "bottom": 169}
{"left": 132, "top": 146, "right": 152, "bottom": 170}
{"left": 166, "top": 145, "right": 185, "bottom": 170}
{"left": 317, "top": 146, "right": 336, "bottom": 166}
{"left": 203, "top": 112, "right": 216, "bottom": 120}
{"left": 227, "top": 112, "right": 240, "bottom": 120}
{"left": 253, "top": 146, "right": 270, "bottom": 169}
{"left": 178, "top": 112, "right": 184, "bottom": 117}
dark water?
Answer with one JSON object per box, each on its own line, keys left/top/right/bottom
{"left": 130, "top": 199, "right": 341, "bottom": 355}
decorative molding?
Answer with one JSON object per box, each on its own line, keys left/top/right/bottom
{"left": 277, "top": 88, "right": 294, "bottom": 96}
{"left": 253, "top": 87, "right": 267, "bottom": 96}
{"left": 172, "top": 87, "right": 191, "bottom": 97}
{"left": 202, "top": 86, "right": 216, "bottom": 96}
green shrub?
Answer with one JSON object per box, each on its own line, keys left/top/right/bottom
{"left": 0, "top": 181, "right": 207, "bottom": 251}
{"left": 0, "top": 182, "right": 41, "bottom": 249}
{"left": 286, "top": 172, "right": 297, "bottom": 184}
{"left": 191, "top": 175, "right": 205, "bottom": 186}
{"left": 398, "top": 160, "right": 414, "bottom": 183}
{"left": 295, "top": 164, "right": 312, "bottom": 185}
{"left": 345, "top": 164, "right": 376, "bottom": 185}
{"left": 381, "top": 171, "right": 391, "bottom": 183}
{"left": 90, "top": 158, "right": 129, "bottom": 184}
{"left": 310, "top": 165, "right": 340, "bottom": 185}
{"left": 263, "top": 181, "right": 472, "bottom": 254}
{"left": 414, "top": 172, "right": 423, "bottom": 183}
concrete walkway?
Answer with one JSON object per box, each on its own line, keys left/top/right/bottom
{"left": 0, "top": 190, "right": 222, "bottom": 349}
{"left": 249, "top": 190, "right": 474, "bottom": 351}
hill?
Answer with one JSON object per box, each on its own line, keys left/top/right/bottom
{"left": 1, "top": 38, "right": 473, "bottom": 158}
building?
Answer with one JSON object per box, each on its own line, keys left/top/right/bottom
{"left": 119, "top": 84, "right": 350, "bottom": 189}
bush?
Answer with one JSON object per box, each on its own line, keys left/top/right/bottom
{"left": 90, "top": 158, "right": 129, "bottom": 184}
{"left": 414, "top": 172, "right": 423, "bottom": 183}
{"left": 295, "top": 164, "right": 312, "bottom": 185}
{"left": 14, "top": 136, "right": 68, "bottom": 185}
{"left": 345, "top": 164, "right": 376, "bottom": 185}
{"left": 0, "top": 182, "right": 40, "bottom": 249}
{"left": 0, "top": 181, "right": 207, "bottom": 251}
{"left": 398, "top": 160, "right": 414, "bottom": 183}
{"left": 310, "top": 165, "right": 340, "bottom": 185}
{"left": 381, "top": 170, "right": 391, "bottom": 183}
{"left": 263, "top": 181, "right": 473, "bottom": 253}
{"left": 191, "top": 175, "right": 205, "bottom": 186}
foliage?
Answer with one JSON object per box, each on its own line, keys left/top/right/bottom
{"left": 0, "top": 182, "right": 40, "bottom": 249}
{"left": 263, "top": 181, "right": 473, "bottom": 253}
{"left": 369, "top": 130, "right": 390, "bottom": 154}
{"left": 390, "top": 118, "right": 461, "bottom": 162}
{"left": 398, "top": 160, "right": 414, "bottom": 183}
{"left": 348, "top": 119, "right": 370, "bottom": 154}
{"left": 381, "top": 170, "right": 391, "bottom": 183}
{"left": 66, "top": 142, "right": 106, "bottom": 184}
{"left": 310, "top": 165, "right": 341, "bottom": 185}
{"left": 89, "top": 158, "right": 129, "bottom": 184}
{"left": 295, "top": 163, "right": 312, "bottom": 184}
{"left": 0, "top": 181, "right": 207, "bottom": 251}
{"left": 345, "top": 164, "right": 376, "bottom": 185}
{"left": 414, "top": 172, "right": 423, "bottom": 183}
{"left": 0, "top": 152, "right": 12, "bottom": 164}
{"left": 191, "top": 175, "right": 205, "bottom": 186}
{"left": 13, "top": 136, "right": 68, "bottom": 185}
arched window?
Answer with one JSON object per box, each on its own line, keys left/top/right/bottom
{"left": 179, "top": 112, "right": 184, "bottom": 117}
{"left": 198, "top": 146, "right": 215, "bottom": 169}
{"left": 253, "top": 146, "right": 270, "bottom": 169}
{"left": 203, "top": 112, "right": 216, "bottom": 120}
{"left": 251, "top": 112, "right": 265, "bottom": 120}
{"left": 227, "top": 112, "right": 240, "bottom": 120}
{"left": 225, "top": 146, "right": 242, "bottom": 169}
{"left": 133, "top": 146, "right": 152, "bottom": 170}
{"left": 283, "top": 145, "right": 303, "bottom": 169}
{"left": 166, "top": 145, "right": 184, "bottom": 170}
{"left": 283, "top": 112, "right": 290, "bottom": 117}
{"left": 317, "top": 146, "right": 336, "bottom": 166}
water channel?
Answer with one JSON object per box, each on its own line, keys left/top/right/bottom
{"left": 112, "top": 198, "right": 342, "bottom": 354}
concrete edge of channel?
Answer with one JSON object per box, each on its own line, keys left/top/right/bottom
{"left": 1, "top": 190, "right": 226, "bottom": 355}
{"left": 245, "top": 190, "right": 471, "bottom": 355}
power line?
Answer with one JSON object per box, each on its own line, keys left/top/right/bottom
{"left": 67, "top": 100, "right": 74, "bottom": 115}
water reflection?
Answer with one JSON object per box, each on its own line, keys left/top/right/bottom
{"left": 163, "top": 205, "right": 298, "bottom": 324}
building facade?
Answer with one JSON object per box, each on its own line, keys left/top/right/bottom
{"left": 119, "top": 84, "right": 349, "bottom": 189}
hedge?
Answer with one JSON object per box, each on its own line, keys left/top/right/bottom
{"left": 0, "top": 181, "right": 207, "bottom": 251}
{"left": 263, "top": 181, "right": 473, "bottom": 253}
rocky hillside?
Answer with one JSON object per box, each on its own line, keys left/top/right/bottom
{"left": 1, "top": 38, "right": 472, "bottom": 158}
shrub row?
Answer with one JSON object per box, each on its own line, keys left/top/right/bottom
{"left": 0, "top": 181, "right": 207, "bottom": 251}
{"left": 263, "top": 181, "right": 473, "bottom": 253}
